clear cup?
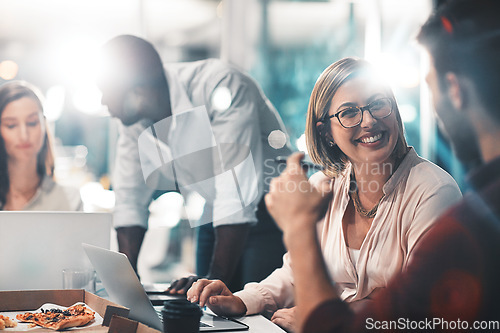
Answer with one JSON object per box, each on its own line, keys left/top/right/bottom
{"left": 62, "top": 268, "right": 96, "bottom": 293}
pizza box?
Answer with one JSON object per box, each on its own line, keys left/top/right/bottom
{"left": 0, "top": 290, "right": 160, "bottom": 333}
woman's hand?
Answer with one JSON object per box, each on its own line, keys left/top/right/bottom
{"left": 271, "top": 307, "right": 298, "bottom": 332}
{"left": 265, "top": 152, "right": 333, "bottom": 237}
{"left": 186, "top": 279, "right": 247, "bottom": 317}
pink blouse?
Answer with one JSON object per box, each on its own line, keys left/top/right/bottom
{"left": 235, "top": 148, "right": 462, "bottom": 316}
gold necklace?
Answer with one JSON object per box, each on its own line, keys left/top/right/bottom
{"left": 350, "top": 188, "right": 384, "bottom": 219}
{"left": 348, "top": 149, "right": 409, "bottom": 219}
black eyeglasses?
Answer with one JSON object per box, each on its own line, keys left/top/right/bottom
{"left": 320, "top": 98, "right": 393, "bottom": 128}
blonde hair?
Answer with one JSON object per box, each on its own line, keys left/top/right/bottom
{"left": 305, "top": 57, "right": 408, "bottom": 178}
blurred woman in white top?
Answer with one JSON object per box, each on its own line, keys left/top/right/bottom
{"left": 186, "top": 58, "right": 462, "bottom": 332}
{"left": 0, "top": 81, "right": 82, "bottom": 211}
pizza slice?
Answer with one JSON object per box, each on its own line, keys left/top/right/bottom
{"left": 16, "top": 304, "right": 95, "bottom": 331}
{"left": 0, "top": 315, "right": 17, "bottom": 330}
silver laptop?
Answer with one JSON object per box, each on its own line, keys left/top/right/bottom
{"left": 82, "top": 243, "right": 248, "bottom": 332}
{"left": 0, "top": 211, "right": 112, "bottom": 290}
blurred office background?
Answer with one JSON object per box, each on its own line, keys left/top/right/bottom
{"left": 0, "top": 0, "right": 464, "bottom": 283}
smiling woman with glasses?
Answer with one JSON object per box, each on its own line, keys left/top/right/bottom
{"left": 309, "top": 58, "right": 408, "bottom": 176}
{"left": 184, "top": 57, "right": 463, "bottom": 333}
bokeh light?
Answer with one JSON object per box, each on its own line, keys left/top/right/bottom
{"left": 72, "top": 84, "right": 104, "bottom": 115}
{"left": 296, "top": 133, "right": 307, "bottom": 153}
{"left": 44, "top": 85, "right": 66, "bottom": 122}
{"left": 0, "top": 60, "right": 19, "bottom": 80}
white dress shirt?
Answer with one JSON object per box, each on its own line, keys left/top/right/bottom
{"left": 112, "top": 59, "right": 292, "bottom": 229}
{"left": 235, "top": 148, "right": 462, "bottom": 315}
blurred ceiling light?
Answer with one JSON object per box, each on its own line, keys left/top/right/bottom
{"left": 296, "top": 133, "right": 307, "bottom": 153}
{"left": 371, "top": 53, "right": 420, "bottom": 89}
{"left": 268, "top": 130, "right": 287, "bottom": 149}
{"left": 72, "top": 84, "right": 105, "bottom": 116}
{"left": 397, "top": 66, "right": 420, "bottom": 89}
{"left": 0, "top": 60, "right": 19, "bottom": 80}
{"left": 211, "top": 86, "right": 232, "bottom": 112}
{"left": 51, "top": 36, "right": 101, "bottom": 85}
{"left": 44, "top": 85, "right": 65, "bottom": 122}
{"left": 399, "top": 104, "right": 417, "bottom": 123}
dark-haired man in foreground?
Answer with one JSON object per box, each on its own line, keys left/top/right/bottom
{"left": 265, "top": 0, "right": 500, "bottom": 331}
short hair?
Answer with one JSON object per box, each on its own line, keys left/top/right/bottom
{"left": 99, "top": 35, "right": 167, "bottom": 89}
{"left": 305, "top": 57, "right": 408, "bottom": 178}
{"left": 417, "top": 0, "right": 500, "bottom": 123}
{"left": 0, "top": 81, "right": 54, "bottom": 209}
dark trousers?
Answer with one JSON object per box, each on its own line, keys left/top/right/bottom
{"left": 195, "top": 196, "right": 286, "bottom": 292}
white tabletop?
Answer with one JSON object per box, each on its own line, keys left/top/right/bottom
{"left": 201, "top": 305, "right": 285, "bottom": 333}
{"left": 235, "top": 314, "right": 287, "bottom": 333}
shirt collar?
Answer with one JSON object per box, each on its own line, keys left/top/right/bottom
{"left": 343, "top": 147, "right": 417, "bottom": 196}
{"left": 23, "top": 175, "right": 54, "bottom": 209}
{"left": 467, "top": 156, "right": 500, "bottom": 190}
{"left": 164, "top": 66, "right": 194, "bottom": 115}
{"left": 382, "top": 147, "right": 418, "bottom": 196}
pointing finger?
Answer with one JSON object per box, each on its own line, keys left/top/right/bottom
{"left": 285, "top": 152, "right": 306, "bottom": 175}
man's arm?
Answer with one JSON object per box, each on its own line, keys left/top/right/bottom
{"left": 283, "top": 224, "right": 338, "bottom": 327}
{"left": 113, "top": 122, "right": 155, "bottom": 274}
{"left": 207, "top": 224, "right": 250, "bottom": 282}
{"left": 167, "top": 223, "right": 250, "bottom": 294}
{"left": 265, "top": 153, "right": 337, "bottom": 329}
{"left": 116, "top": 226, "right": 147, "bottom": 273}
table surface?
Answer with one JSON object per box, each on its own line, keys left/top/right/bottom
{"left": 236, "top": 314, "right": 286, "bottom": 333}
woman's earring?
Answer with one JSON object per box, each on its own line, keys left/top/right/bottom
{"left": 328, "top": 140, "right": 335, "bottom": 147}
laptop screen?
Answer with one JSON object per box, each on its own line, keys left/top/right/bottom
{"left": 0, "top": 211, "right": 111, "bottom": 290}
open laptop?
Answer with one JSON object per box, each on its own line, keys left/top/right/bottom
{"left": 82, "top": 243, "right": 248, "bottom": 332}
{"left": 0, "top": 211, "right": 112, "bottom": 290}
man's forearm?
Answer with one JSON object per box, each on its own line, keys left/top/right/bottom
{"left": 207, "top": 224, "right": 250, "bottom": 282}
{"left": 116, "top": 226, "right": 147, "bottom": 273}
{"left": 284, "top": 227, "right": 338, "bottom": 328}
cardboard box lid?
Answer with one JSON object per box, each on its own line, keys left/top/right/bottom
{"left": 0, "top": 290, "right": 133, "bottom": 332}
{"left": 108, "top": 315, "right": 161, "bottom": 333}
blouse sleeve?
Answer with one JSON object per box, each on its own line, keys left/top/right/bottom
{"left": 404, "top": 181, "right": 462, "bottom": 264}
{"left": 234, "top": 252, "right": 295, "bottom": 316}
